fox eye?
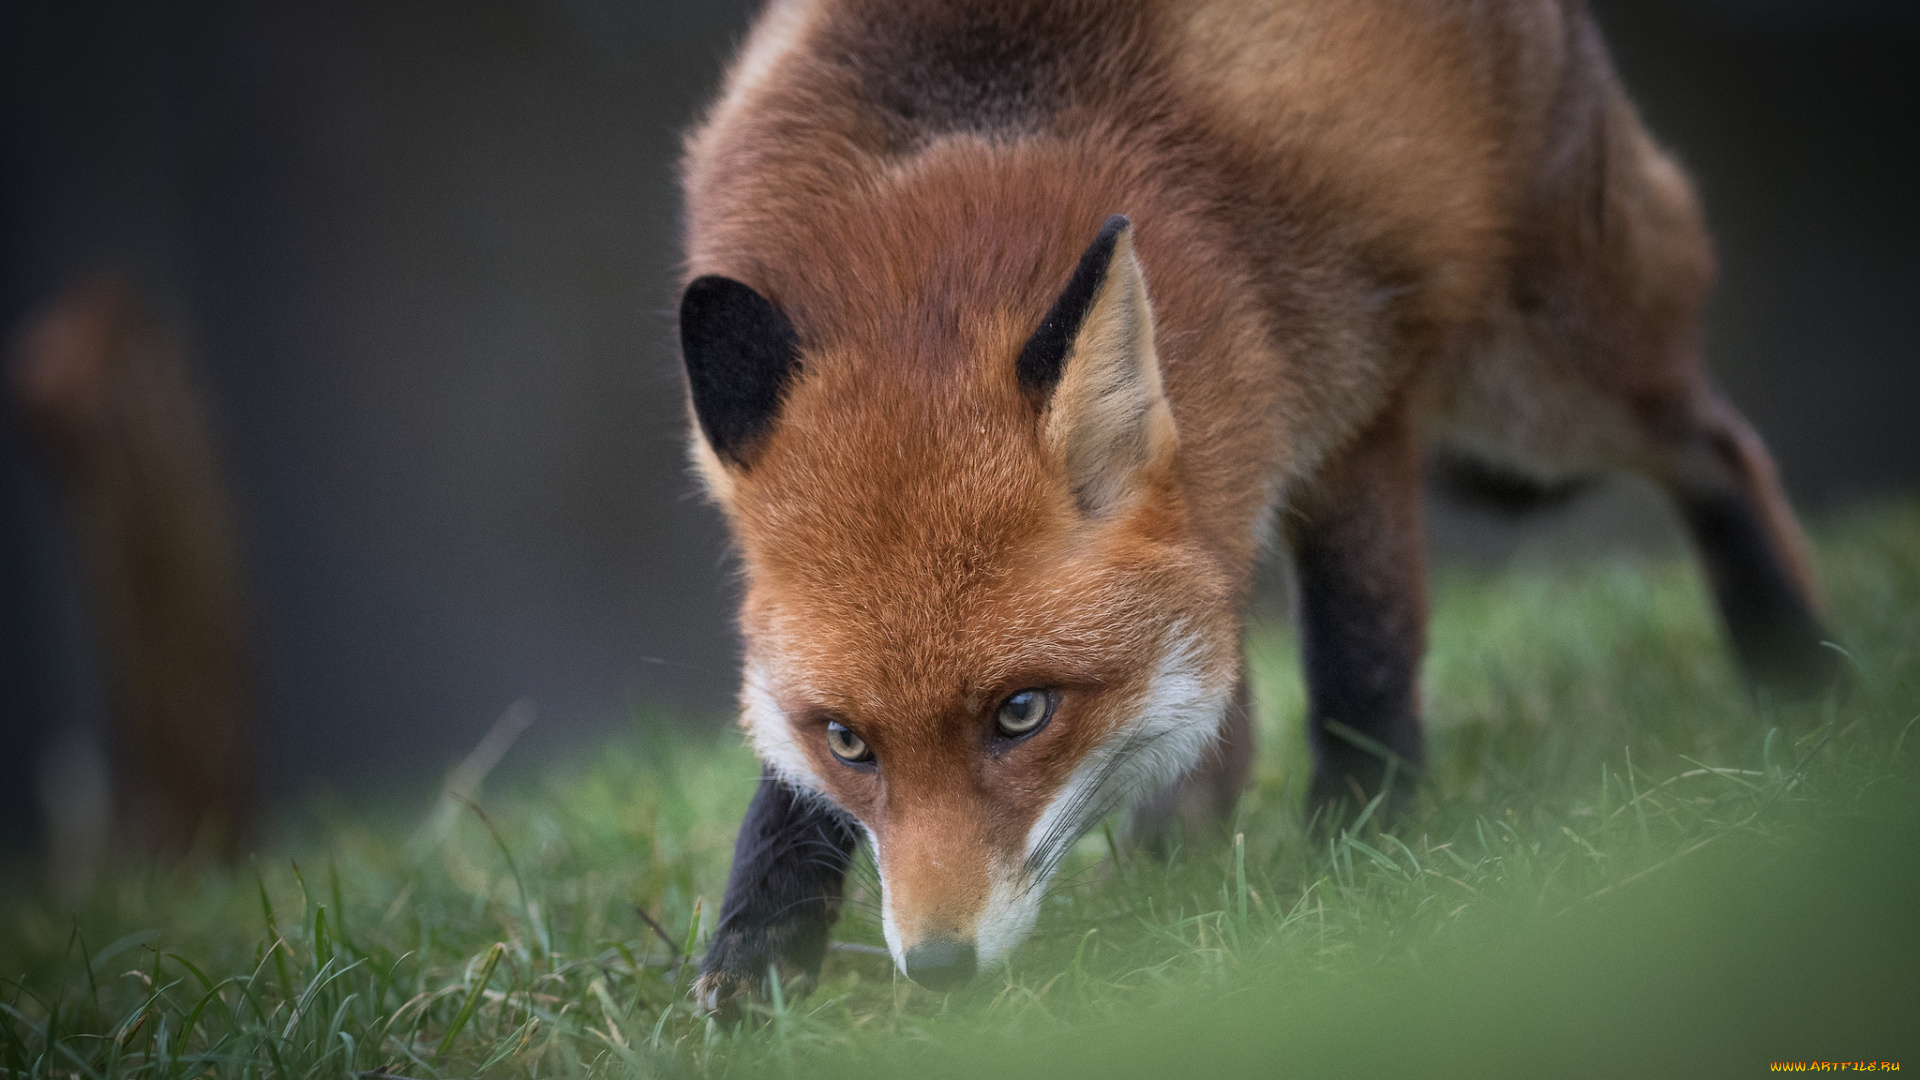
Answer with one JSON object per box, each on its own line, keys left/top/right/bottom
{"left": 995, "top": 688, "right": 1056, "bottom": 739}
{"left": 826, "top": 721, "right": 873, "bottom": 765}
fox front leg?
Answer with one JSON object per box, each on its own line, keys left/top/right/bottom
{"left": 694, "top": 769, "right": 860, "bottom": 1019}
{"left": 1286, "top": 403, "right": 1428, "bottom": 822}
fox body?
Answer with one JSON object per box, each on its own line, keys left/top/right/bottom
{"left": 677, "top": 0, "right": 1831, "bottom": 1005}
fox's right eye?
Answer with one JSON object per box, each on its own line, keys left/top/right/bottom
{"left": 826, "top": 721, "right": 874, "bottom": 766}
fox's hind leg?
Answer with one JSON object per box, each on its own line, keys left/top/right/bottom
{"left": 1286, "top": 402, "right": 1428, "bottom": 820}
{"left": 1428, "top": 355, "right": 1837, "bottom": 700}
{"left": 1433, "top": 321, "right": 1837, "bottom": 699}
{"left": 1651, "top": 387, "right": 1837, "bottom": 698}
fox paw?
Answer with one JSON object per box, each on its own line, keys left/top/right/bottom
{"left": 694, "top": 963, "right": 823, "bottom": 1024}
{"left": 692, "top": 969, "right": 753, "bottom": 1023}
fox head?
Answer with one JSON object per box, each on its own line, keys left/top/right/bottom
{"left": 679, "top": 216, "right": 1238, "bottom": 987}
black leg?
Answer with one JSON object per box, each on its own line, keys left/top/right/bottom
{"left": 1292, "top": 526, "right": 1426, "bottom": 818}
{"left": 1286, "top": 407, "right": 1428, "bottom": 823}
{"left": 1676, "top": 486, "right": 1837, "bottom": 698}
{"left": 1665, "top": 392, "right": 1839, "bottom": 700}
{"left": 694, "top": 768, "right": 860, "bottom": 1019}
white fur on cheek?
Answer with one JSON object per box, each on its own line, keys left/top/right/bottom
{"left": 740, "top": 659, "right": 827, "bottom": 796}
{"left": 975, "top": 625, "right": 1231, "bottom": 963}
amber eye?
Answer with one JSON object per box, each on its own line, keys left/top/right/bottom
{"left": 826, "top": 721, "right": 873, "bottom": 765}
{"left": 995, "top": 688, "right": 1056, "bottom": 739}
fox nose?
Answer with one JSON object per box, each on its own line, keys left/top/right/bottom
{"left": 903, "top": 937, "right": 977, "bottom": 990}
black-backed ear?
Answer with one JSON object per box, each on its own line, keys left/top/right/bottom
{"left": 1018, "top": 215, "right": 1177, "bottom": 514}
{"left": 680, "top": 274, "right": 801, "bottom": 470}
{"left": 1016, "top": 214, "right": 1131, "bottom": 401}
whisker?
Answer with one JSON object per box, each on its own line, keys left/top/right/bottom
{"left": 1026, "top": 749, "right": 1183, "bottom": 893}
{"left": 1022, "top": 723, "right": 1188, "bottom": 889}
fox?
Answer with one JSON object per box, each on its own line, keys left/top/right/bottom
{"left": 674, "top": 0, "right": 1835, "bottom": 1010}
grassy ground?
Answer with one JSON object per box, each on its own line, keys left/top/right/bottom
{"left": 3, "top": 502, "right": 1917, "bottom": 1078}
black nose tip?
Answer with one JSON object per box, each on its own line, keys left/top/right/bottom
{"left": 903, "top": 937, "right": 977, "bottom": 990}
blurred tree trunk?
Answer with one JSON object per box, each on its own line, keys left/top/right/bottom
{"left": 10, "top": 273, "right": 254, "bottom": 858}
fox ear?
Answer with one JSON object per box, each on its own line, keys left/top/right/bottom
{"left": 680, "top": 274, "right": 801, "bottom": 469}
{"left": 1017, "top": 216, "right": 1177, "bottom": 514}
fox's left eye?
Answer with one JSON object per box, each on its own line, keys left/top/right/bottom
{"left": 995, "top": 688, "right": 1056, "bottom": 739}
{"left": 826, "top": 721, "right": 874, "bottom": 765}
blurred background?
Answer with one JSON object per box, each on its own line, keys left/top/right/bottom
{"left": 1, "top": 0, "right": 1915, "bottom": 860}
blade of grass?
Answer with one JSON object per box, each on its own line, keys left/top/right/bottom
{"left": 437, "top": 942, "right": 505, "bottom": 1060}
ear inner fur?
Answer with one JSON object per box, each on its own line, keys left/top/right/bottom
{"left": 1016, "top": 213, "right": 1130, "bottom": 401}
{"left": 1040, "top": 221, "right": 1178, "bottom": 514}
{"left": 679, "top": 274, "right": 802, "bottom": 469}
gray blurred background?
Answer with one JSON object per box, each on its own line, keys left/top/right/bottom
{"left": 2, "top": 0, "right": 1916, "bottom": 855}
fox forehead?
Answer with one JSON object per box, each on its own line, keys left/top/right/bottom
{"left": 724, "top": 387, "right": 1227, "bottom": 740}
{"left": 724, "top": 322, "right": 1061, "bottom": 545}
{"left": 740, "top": 515, "right": 1173, "bottom": 719}
{"left": 721, "top": 352, "right": 1141, "bottom": 669}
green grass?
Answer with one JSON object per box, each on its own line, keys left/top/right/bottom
{"left": 4, "top": 502, "right": 1918, "bottom": 1078}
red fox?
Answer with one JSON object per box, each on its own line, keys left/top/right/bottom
{"left": 677, "top": 0, "right": 1833, "bottom": 1008}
